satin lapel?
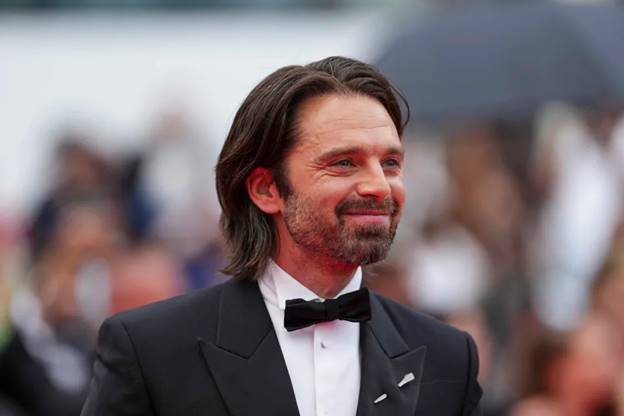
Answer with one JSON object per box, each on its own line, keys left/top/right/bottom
{"left": 357, "top": 295, "right": 427, "bottom": 416}
{"left": 197, "top": 280, "right": 299, "bottom": 416}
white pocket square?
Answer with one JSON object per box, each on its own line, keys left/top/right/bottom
{"left": 397, "top": 372, "right": 415, "bottom": 388}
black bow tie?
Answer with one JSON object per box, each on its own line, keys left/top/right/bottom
{"left": 283, "top": 287, "right": 371, "bottom": 332}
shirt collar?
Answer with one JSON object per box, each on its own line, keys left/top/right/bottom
{"left": 259, "top": 259, "right": 363, "bottom": 311}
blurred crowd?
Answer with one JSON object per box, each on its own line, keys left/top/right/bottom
{"left": 0, "top": 101, "right": 623, "bottom": 415}
{"left": 0, "top": 106, "right": 225, "bottom": 415}
{"left": 367, "top": 104, "right": 624, "bottom": 415}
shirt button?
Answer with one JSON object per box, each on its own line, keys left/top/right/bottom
{"left": 320, "top": 340, "right": 328, "bottom": 349}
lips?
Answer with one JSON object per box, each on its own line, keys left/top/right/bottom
{"left": 341, "top": 211, "right": 392, "bottom": 224}
{"left": 335, "top": 197, "right": 398, "bottom": 217}
{"left": 342, "top": 210, "right": 391, "bottom": 216}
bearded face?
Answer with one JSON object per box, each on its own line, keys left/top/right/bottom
{"left": 265, "top": 93, "right": 405, "bottom": 268}
{"left": 283, "top": 190, "right": 401, "bottom": 266}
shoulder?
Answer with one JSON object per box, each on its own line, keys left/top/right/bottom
{"left": 372, "top": 292, "right": 469, "bottom": 346}
{"left": 102, "top": 280, "right": 231, "bottom": 343}
{"left": 371, "top": 293, "right": 482, "bottom": 412}
{"left": 115, "top": 280, "right": 226, "bottom": 321}
{"left": 372, "top": 292, "right": 478, "bottom": 379}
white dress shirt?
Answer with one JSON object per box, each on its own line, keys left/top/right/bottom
{"left": 258, "top": 260, "right": 362, "bottom": 416}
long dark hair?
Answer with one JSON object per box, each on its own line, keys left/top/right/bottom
{"left": 215, "top": 56, "right": 408, "bottom": 280}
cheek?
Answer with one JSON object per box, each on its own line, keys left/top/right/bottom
{"left": 390, "top": 178, "right": 406, "bottom": 207}
{"left": 316, "top": 180, "right": 357, "bottom": 205}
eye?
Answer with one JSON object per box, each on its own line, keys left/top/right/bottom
{"left": 331, "top": 159, "right": 355, "bottom": 168}
{"left": 382, "top": 158, "right": 402, "bottom": 169}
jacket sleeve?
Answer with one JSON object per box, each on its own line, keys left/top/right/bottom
{"left": 81, "top": 316, "right": 154, "bottom": 416}
{"left": 461, "top": 332, "right": 483, "bottom": 416}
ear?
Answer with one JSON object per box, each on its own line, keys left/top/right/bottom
{"left": 246, "top": 167, "right": 283, "bottom": 215}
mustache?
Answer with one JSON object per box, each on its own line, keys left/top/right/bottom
{"left": 335, "top": 197, "right": 399, "bottom": 216}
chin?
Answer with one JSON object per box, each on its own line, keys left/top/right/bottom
{"left": 337, "top": 243, "right": 392, "bottom": 266}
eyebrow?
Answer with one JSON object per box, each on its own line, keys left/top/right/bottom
{"left": 315, "top": 145, "right": 404, "bottom": 163}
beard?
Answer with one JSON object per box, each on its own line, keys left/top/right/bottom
{"left": 282, "top": 193, "right": 400, "bottom": 265}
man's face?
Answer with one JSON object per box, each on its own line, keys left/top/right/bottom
{"left": 276, "top": 93, "right": 405, "bottom": 266}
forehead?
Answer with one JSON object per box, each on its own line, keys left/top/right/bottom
{"left": 292, "top": 93, "right": 401, "bottom": 155}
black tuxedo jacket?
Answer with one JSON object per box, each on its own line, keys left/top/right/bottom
{"left": 81, "top": 278, "right": 482, "bottom": 415}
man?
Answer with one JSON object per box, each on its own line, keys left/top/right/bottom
{"left": 81, "top": 56, "right": 482, "bottom": 416}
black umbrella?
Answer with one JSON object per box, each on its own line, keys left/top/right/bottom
{"left": 376, "top": 1, "right": 624, "bottom": 125}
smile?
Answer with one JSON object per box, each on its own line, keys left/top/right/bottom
{"left": 342, "top": 212, "right": 391, "bottom": 223}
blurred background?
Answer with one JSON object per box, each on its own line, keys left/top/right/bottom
{"left": 1, "top": 0, "right": 624, "bottom": 414}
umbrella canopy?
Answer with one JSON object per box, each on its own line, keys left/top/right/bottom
{"left": 376, "top": 1, "right": 624, "bottom": 125}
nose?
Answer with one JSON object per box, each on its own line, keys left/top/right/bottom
{"left": 355, "top": 163, "right": 391, "bottom": 200}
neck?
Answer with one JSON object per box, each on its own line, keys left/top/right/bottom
{"left": 272, "top": 251, "right": 359, "bottom": 299}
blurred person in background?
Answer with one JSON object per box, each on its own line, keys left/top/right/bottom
{"left": 511, "top": 221, "right": 624, "bottom": 416}
{"left": 127, "top": 103, "right": 225, "bottom": 291}
{"left": 403, "top": 123, "right": 530, "bottom": 415}
{"left": 0, "top": 200, "right": 84, "bottom": 416}
{"left": 509, "top": 330, "right": 569, "bottom": 416}
{"left": 28, "top": 137, "right": 115, "bottom": 263}
{"left": 7, "top": 196, "right": 121, "bottom": 416}
{"left": 406, "top": 124, "right": 528, "bottom": 317}
{"left": 0, "top": 134, "right": 186, "bottom": 415}
{"left": 0, "top": 138, "right": 118, "bottom": 415}
{"left": 511, "top": 313, "right": 622, "bottom": 416}
{"left": 109, "top": 241, "right": 183, "bottom": 315}
{"left": 530, "top": 106, "right": 624, "bottom": 331}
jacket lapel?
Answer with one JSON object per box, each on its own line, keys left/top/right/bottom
{"left": 357, "top": 295, "right": 427, "bottom": 416}
{"left": 197, "top": 280, "right": 299, "bottom": 416}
